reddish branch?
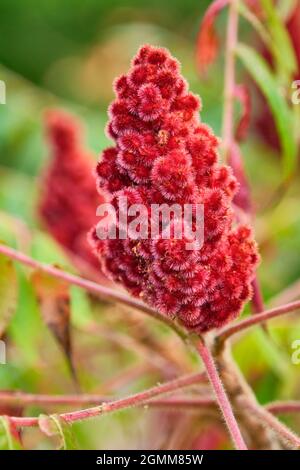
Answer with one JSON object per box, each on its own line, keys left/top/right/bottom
{"left": 266, "top": 401, "right": 300, "bottom": 415}
{"left": 217, "top": 299, "right": 300, "bottom": 341}
{"left": 7, "top": 241, "right": 293, "bottom": 343}
{"left": 9, "top": 372, "right": 206, "bottom": 427}
{"left": 0, "top": 391, "right": 215, "bottom": 409}
{"left": 4, "top": 391, "right": 300, "bottom": 416}
{"left": 0, "top": 243, "right": 186, "bottom": 339}
{"left": 196, "top": 339, "right": 247, "bottom": 450}
{"left": 2, "top": 242, "right": 300, "bottom": 446}
{"left": 242, "top": 400, "right": 300, "bottom": 449}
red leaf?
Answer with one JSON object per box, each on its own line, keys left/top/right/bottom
{"left": 196, "top": 0, "right": 229, "bottom": 75}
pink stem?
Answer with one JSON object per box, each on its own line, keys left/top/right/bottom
{"left": 0, "top": 390, "right": 215, "bottom": 408}
{"left": 218, "top": 299, "right": 300, "bottom": 341}
{"left": 0, "top": 243, "right": 186, "bottom": 338}
{"left": 222, "top": 0, "right": 239, "bottom": 162}
{"left": 196, "top": 339, "right": 247, "bottom": 450}
{"left": 266, "top": 401, "right": 300, "bottom": 415}
{"left": 245, "top": 402, "right": 300, "bottom": 449}
{"left": 11, "top": 417, "right": 38, "bottom": 427}
{"left": 8, "top": 372, "right": 207, "bottom": 428}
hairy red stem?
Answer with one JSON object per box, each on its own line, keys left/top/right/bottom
{"left": 9, "top": 372, "right": 206, "bottom": 427}
{"left": 266, "top": 401, "right": 300, "bottom": 415}
{"left": 0, "top": 243, "right": 186, "bottom": 338}
{"left": 218, "top": 299, "right": 300, "bottom": 341}
{"left": 196, "top": 339, "right": 247, "bottom": 450}
{"left": 0, "top": 391, "right": 215, "bottom": 409}
{"left": 5, "top": 393, "right": 300, "bottom": 416}
{"left": 243, "top": 401, "right": 300, "bottom": 449}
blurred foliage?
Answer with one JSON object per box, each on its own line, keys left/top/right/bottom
{"left": 0, "top": 0, "right": 300, "bottom": 450}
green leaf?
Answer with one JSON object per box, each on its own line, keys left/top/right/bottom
{"left": 236, "top": 44, "right": 297, "bottom": 179}
{"left": 8, "top": 269, "right": 46, "bottom": 364}
{"left": 39, "top": 414, "right": 78, "bottom": 450}
{"left": 0, "top": 416, "right": 23, "bottom": 450}
{"left": 238, "top": 3, "right": 273, "bottom": 51}
{"left": 70, "top": 286, "right": 94, "bottom": 328}
{"left": 261, "top": 0, "right": 298, "bottom": 81}
{"left": 277, "top": 0, "right": 298, "bottom": 22}
{"left": 0, "top": 252, "right": 18, "bottom": 338}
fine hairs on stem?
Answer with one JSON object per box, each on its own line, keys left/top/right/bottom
{"left": 9, "top": 373, "right": 207, "bottom": 428}
{"left": 196, "top": 338, "right": 247, "bottom": 450}
{"left": 0, "top": 243, "right": 186, "bottom": 340}
{"left": 1, "top": 243, "right": 300, "bottom": 447}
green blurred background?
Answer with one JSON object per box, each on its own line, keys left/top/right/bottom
{"left": 0, "top": 0, "right": 300, "bottom": 450}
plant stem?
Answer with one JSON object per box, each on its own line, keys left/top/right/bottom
{"left": 0, "top": 390, "right": 214, "bottom": 409}
{"left": 196, "top": 338, "right": 247, "bottom": 450}
{"left": 0, "top": 243, "right": 187, "bottom": 339}
{"left": 9, "top": 372, "right": 206, "bottom": 427}
{"left": 217, "top": 299, "right": 300, "bottom": 341}
{"left": 217, "top": 300, "right": 300, "bottom": 343}
{"left": 266, "top": 401, "right": 300, "bottom": 415}
{"left": 6, "top": 390, "right": 300, "bottom": 416}
{"left": 243, "top": 401, "right": 300, "bottom": 449}
{"left": 222, "top": 0, "right": 239, "bottom": 162}
{"left": 211, "top": 342, "right": 280, "bottom": 449}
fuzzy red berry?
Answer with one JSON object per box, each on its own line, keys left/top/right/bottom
{"left": 90, "top": 45, "right": 259, "bottom": 332}
{"left": 39, "top": 109, "right": 105, "bottom": 269}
